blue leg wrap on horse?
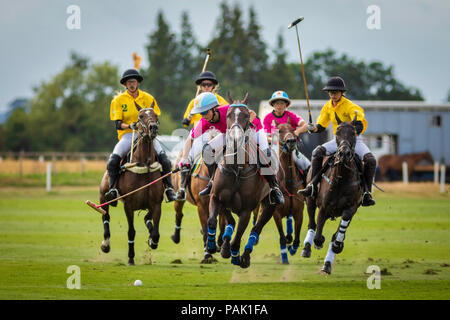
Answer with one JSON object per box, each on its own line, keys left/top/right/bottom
{"left": 207, "top": 227, "right": 216, "bottom": 250}
{"left": 286, "top": 215, "right": 293, "bottom": 235}
{"left": 222, "top": 224, "right": 234, "bottom": 241}
{"left": 281, "top": 245, "right": 288, "bottom": 263}
{"left": 231, "top": 250, "right": 240, "bottom": 265}
{"left": 289, "top": 244, "right": 299, "bottom": 255}
{"left": 244, "top": 232, "right": 259, "bottom": 253}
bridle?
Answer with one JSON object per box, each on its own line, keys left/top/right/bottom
{"left": 137, "top": 108, "right": 159, "bottom": 140}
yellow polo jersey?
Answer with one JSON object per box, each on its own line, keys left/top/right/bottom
{"left": 110, "top": 90, "right": 161, "bottom": 140}
{"left": 316, "top": 96, "right": 367, "bottom": 135}
{"left": 183, "top": 93, "right": 228, "bottom": 126}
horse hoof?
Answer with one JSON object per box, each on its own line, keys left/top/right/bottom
{"left": 285, "top": 234, "right": 293, "bottom": 244}
{"left": 128, "top": 260, "right": 135, "bottom": 266}
{"left": 221, "top": 240, "right": 231, "bottom": 259}
{"left": 314, "top": 235, "right": 325, "bottom": 250}
{"left": 321, "top": 261, "right": 332, "bottom": 274}
{"left": 240, "top": 250, "right": 251, "bottom": 268}
{"left": 171, "top": 234, "right": 180, "bottom": 244}
{"left": 288, "top": 245, "right": 298, "bottom": 256}
{"left": 301, "top": 243, "right": 311, "bottom": 258}
{"left": 201, "top": 255, "right": 218, "bottom": 264}
{"left": 231, "top": 255, "right": 241, "bottom": 266}
{"left": 100, "top": 240, "right": 110, "bottom": 253}
{"left": 148, "top": 238, "right": 158, "bottom": 250}
{"left": 332, "top": 241, "right": 344, "bottom": 254}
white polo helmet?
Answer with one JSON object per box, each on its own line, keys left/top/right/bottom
{"left": 269, "top": 90, "right": 291, "bottom": 107}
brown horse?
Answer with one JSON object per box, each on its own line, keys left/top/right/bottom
{"left": 99, "top": 103, "right": 164, "bottom": 265}
{"left": 303, "top": 115, "right": 362, "bottom": 274}
{"left": 171, "top": 153, "right": 227, "bottom": 263}
{"left": 377, "top": 151, "right": 434, "bottom": 181}
{"left": 206, "top": 93, "right": 277, "bottom": 268}
{"left": 270, "top": 123, "right": 305, "bottom": 264}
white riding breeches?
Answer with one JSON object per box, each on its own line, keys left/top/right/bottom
{"left": 112, "top": 132, "right": 163, "bottom": 158}
{"left": 322, "top": 135, "right": 371, "bottom": 160}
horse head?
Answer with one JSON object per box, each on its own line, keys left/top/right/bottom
{"left": 226, "top": 92, "right": 251, "bottom": 149}
{"left": 134, "top": 101, "right": 159, "bottom": 139}
{"left": 277, "top": 123, "right": 297, "bottom": 153}
{"left": 335, "top": 112, "right": 357, "bottom": 165}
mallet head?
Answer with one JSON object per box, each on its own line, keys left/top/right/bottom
{"left": 288, "top": 17, "right": 304, "bottom": 29}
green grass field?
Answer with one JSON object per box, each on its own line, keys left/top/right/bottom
{"left": 0, "top": 179, "right": 449, "bottom": 300}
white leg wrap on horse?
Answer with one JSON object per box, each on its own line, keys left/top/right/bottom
{"left": 336, "top": 219, "right": 350, "bottom": 242}
{"left": 325, "top": 242, "right": 335, "bottom": 263}
{"left": 304, "top": 229, "right": 315, "bottom": 245}
{"left": 293, "top": 151, "right": 311, "bottom": 171}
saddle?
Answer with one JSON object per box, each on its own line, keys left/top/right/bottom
{"left": 119, "top": 147, "right": 162, "bottom": 175}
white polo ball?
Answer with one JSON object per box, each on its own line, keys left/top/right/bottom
{"left": 134, "top": 279, "right": 142, "bottom": 286}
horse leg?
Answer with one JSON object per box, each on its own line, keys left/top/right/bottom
{"left": 199, "top": 205, "right": 215, "bottom": 263}
{"left": 100, "top": 210, "right": 111, "bottom": 253}
{"left": 273, "top": 211, "right": 289, "bottom": 264}
{"left": 206, "top": 195, "right": 221, "bottom": 254}
{"left": 171, "top": 200, "right": 184, "bottom": 244}
{"left": 149, "top": 204, "right": 162, "bottom": 250}
{"left": 241, "top": 200, "right": 276, "bottom": 269}
{"left": 331, "top": 208, "right": 355, "bottom": 254}
{"left": 301, "top": 197, "right": 317, "bottom": 257}
{"left": 288, "top": 206, "right": 303, "bottom": 256}
{"left": 285, "top": 214, "right": 293, "bottom": 244}
{"left": 313, "top": 207, "right": 327, "bottom": 250}
{"left": 144, "top": 210, "right": 153, "bottom": 247}
{"left": 230, "top": 210, "right": 251, "bottom": 266}
{"left": 124, "top": 206, "right": 136, "bottom": 266}
{"left": 217, "top": 213, "right": 227, "bottom": 250}
{"left": 220, "top": 210, "right": 235, "bottom": 259}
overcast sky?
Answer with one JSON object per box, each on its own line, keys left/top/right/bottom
{"left": 1, "top": 0, "right": 449, "bottom": 113}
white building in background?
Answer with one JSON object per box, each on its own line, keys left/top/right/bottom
{"left": 259, "top": 99, "right": 450, "bottom": 165}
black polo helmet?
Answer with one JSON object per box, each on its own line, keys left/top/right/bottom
{"left": 322, "top": 76, "right": 347, "bottom": 92}
{"left": 195, "top": 71, "right": 218, "bottom": 85}
{"left": 120, "top": 69, "right": 143, "bottom": 85}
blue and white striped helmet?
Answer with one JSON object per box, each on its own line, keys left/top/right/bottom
{"left": 190, "top": 92, "right": 219, "bottom": 115}
{"left": 269, "top": 90, "right": 291, "bottom": 107}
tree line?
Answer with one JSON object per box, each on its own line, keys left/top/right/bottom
{"left": 0, "top": 1, "right": 424, "bottom": 152}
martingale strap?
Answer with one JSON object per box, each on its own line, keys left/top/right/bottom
{"left": 121, "top": 162, "right": 162, "bottom": 174}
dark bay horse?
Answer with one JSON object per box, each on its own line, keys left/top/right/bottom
{"left": 99, "top": 102, "right": 164, "bottom": 265}
{"left": 377, "top": 151, "right": 434, "bottom": 181}
{"left": 303, "top": 114, "right": 362, "bottom": 274}
{"left": 206, "top": 93, "right": 277, "bottom": 268}
{"left": 171, "top": 152, "right": 227, "bottom": 263}
{"left": 270, "top": 123, "right": 305, "bottom": 264}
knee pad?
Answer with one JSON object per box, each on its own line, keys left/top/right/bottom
{"left": 107, "top": 154, "right": 121, "bottom": 172}
{"left": 202, "top": 143, "right": 215, "bottom": 165}
{"left": 312, "top": 146, "right": 326, "bottom": 158}
{"left": 363, "top": 153, "right": 376, "bottom": 166}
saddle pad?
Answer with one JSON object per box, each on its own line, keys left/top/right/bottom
{"left": 191, "top": 155, "right": 203, "bottom": 177}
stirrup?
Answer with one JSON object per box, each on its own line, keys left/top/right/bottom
{"left": 105, "top": 188, "right": 119, "bottom": 207}
{"left": 298, "top": 183, "right": 315, "bottom": 198}
{"left": 199, "top": 182, "right": 212, "bottom": 196}
{"left": 361, "top": 192, "right": 375, "bottom": 206}
{"left": 176, "top": 188, "right": 186, "bottom": 201}
{"left": 164, "top": 187, "right": 177, "bottom": 202}
{"left": 269, "top": 187, "right": 284, "bottom": 205}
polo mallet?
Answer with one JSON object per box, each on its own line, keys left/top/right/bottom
{"left": 129, "top": 129, "right": 135, "bottom": 163}
{"left": 288, "top": 17, "right": 312, "bottom": 124}
{"left": 86, "top": 167, "right": 180, "bottom": 215}
{"left": 186, "top": 48, "right": 212, "bottom": 124}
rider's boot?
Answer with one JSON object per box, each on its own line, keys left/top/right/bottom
{"left": 264, "top": 174, "right": 285, "bottom": 205}
{"left": 199, "top": 162, "right": 217, "bottom": 196}
{"left": 361, "top": 153, "right": 376, "bottom": 206}
{"left": 158, "top": 151, "right": 177, "bottom": 202}
{"left": 105, "top": 153, "right": 121, "bottom": 207}
{"left": 298, "top": 146, "right": 326, "bottom": 198}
